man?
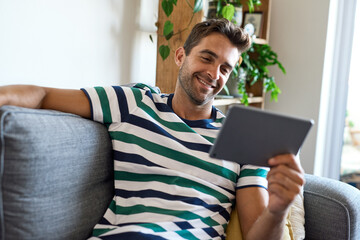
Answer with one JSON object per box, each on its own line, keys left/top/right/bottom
{"left": 0, "top": 19, "right": 304, "bottom": 239}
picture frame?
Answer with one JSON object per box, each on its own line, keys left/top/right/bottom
{"left": 243, "top": 12, "right": 263, "bottom": 38}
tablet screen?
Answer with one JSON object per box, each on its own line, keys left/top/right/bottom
{"left": 209, "top": 105, "right": 314, "bottom": 167}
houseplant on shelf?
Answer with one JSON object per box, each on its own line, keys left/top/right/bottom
{"left": 154, "top": 0, "right": 285, "bottom": 105}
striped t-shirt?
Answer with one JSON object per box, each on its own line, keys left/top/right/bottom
{"left": 81, "top": 84, "right": 268, "bottom": 240}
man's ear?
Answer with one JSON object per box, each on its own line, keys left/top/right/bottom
{"left": 174, "top": 47, "right": 185, "bottom": 67}
{"left": 238, "top": 56, "right": 243, "bottom": 65}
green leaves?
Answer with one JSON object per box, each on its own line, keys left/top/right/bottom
{"left": 162, "top": 0, "right": 174, "bottom": 17}
{"left": 163, "top": 20, "right": 174, "bottom": 40}
{"left": 247, "top": 0, "right": 261, "bottom": 13}
{"left": 238, "top": 43, "right": 286, "bottom": 101}
{"left": 162, "top": 0, "right": 178, "bottom": 17}
{"left": 159, "top": 0, "right": 204, "bottom": 61}
{"left": 221, "top": 4, "right": 235, "bottom": 21}
{"left": 159, "top": 45, "right": 170, "bottom": 60}
{"left": 194, "top": 0, "right": 203, "bottom": 13}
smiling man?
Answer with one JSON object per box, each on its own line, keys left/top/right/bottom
{"left": 0, "top": 18, "right": 304, "bottom": 240}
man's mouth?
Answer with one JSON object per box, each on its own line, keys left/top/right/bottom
{"left": 196, "top": 74, "right": 215, "bottom": 88}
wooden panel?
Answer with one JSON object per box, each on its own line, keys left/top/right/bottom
{"left": 155, "top": 1, "right": 203, "bottom": 94}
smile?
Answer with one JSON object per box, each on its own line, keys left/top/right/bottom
{"left": 197, "top": 76, "right": 214, "bottom": 88}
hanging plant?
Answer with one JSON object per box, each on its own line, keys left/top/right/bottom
{"left": 152, "top": 0, "right": 203, "bottom": 60}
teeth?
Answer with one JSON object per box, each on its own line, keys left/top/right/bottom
{"left": 199, "top": 79, "right": 212, "bottom": 88}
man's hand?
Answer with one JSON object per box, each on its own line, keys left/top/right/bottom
{"left": 237, "top": 154, "right": 305, "bottom": 240}
{"left": 267, "top": 154, "right": 305, "bottom": 217}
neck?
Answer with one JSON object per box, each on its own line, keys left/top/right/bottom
{"left": 172, "top": 86, "right": 214, "bottom": 121}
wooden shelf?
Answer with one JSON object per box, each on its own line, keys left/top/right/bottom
{"left": 213, "top": 96, "right": 263, "bottom": 106}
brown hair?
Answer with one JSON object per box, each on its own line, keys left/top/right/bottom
{"left": 183, "top": 18, "right": 251, "bottom": 56}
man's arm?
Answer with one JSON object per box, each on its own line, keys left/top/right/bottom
{"left": 0, "top": 85, "right": 91, "bottom": 118}
{"left": 237, "top": 154, "right": 305, "bottom": 240}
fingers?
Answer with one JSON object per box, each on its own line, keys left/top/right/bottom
{"left": 266, "top": 154, "right": 305, "bottom": 212}
{"left": 267, "top": 164, "right": 305, "bottom": 187}
{"left": 268, "top": 154, "right": 303, "bottom": 174}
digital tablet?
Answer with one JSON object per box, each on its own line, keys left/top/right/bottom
{"left": 209, "top": 105, "right": 314, "bottom": 167}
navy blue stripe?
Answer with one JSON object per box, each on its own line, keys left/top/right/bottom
{"left": 154, "top": 102, "right": 173, "bottom": 112}
{"left": 114, "top": 189, "right": 230, "bottom": 220}
{"left": 182, "top": 108, "right": 220, "bottom": 129}
{"left": 99, "top": 232, "right": 167, "bottom": 240}
{"left": 174, "top": 222, "right": 223, "bottom": 238}
{"left": 113, "top": 150, "right": 163, "bottom": 168}
{"left": 218, "top": 185, "right": 236, "bottom": 197}
{"left": 123, "top": 115, "right": 211, "bottom": 153}
{"left": 138, "top": 87, "right": 172, "bottom": 113}
{"left": 174, "top": 221, "right": 193, "bottom": 230}
{"left": 202, "top": 226, "right": 222, "bottom": 238}
{"left": 112, "top": 86, "right": 129, "bottom": 122}
{"left": 236, "top": 185, "right": 268, "bottom": 190}
{"left": 98, "top": 216, "right": 112, "bottom": 225}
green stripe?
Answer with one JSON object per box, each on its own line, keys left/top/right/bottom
{"left": 115, "top": 170, "right": 229, "bottom": 204}
{"left": 95, "top": 86, "right": 112, "bottom": 123}
{"left": 109, "top": 200, "right": 220, "bottom": 227}
{"left": 202, "top": 135, "right": 216, "bottom": 143}
{"left": 137, "top": 223, "right": 166, "bottom": 232}
{"left": 175, "top": 229, "right": 199, "bottom": 240}
{"left": 131, "top": 88, "right": 195, "bottom": 133}
{"left": 92, "top": 227, "right": 116, "bottom": 236}
{"left": 140, "top": 223, "right": 199, "bottom": 240}
{"left": 134, "top": 83, "right": 160, "bottom": 94}
{"left": 240, "top": 168, "right": 268, "bottom": 178}
{"left": 110, "top": 131, "right": 237, "bottom": 183}
{"left": 215, "top": 117, "right": 225, "bottom": 123}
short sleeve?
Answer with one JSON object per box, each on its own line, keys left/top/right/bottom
{"left": 236, "top": 165, "right": 269, "bottom": 190}
{"left": 81, "top": 86, "right": 130, "bottom": 124}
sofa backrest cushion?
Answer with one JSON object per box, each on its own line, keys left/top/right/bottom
{"left": 0, "top": 106, "right": 114, "bottom": 240}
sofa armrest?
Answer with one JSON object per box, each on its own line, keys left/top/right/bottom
{"left": 304, "top": 174, "right": 360, "bottom": 240}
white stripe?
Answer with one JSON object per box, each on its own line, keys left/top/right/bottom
{"left": 237, "top": 176, "right": 268, "bottom": 188}
{"left": 104, "top": 87, "right": 121, "bottom": 123}
{"left": 193, "top": 127, "right": 219, "bottom": 140}
{"left": 113, "top": 156, "right": 235, "bottom": 201}
{"left": 110, "top": 122, "right": 237, "bottom": 172}
{"left": 122, "top": 87, "right": 138, "bottom": 114}
{"left": 241, "top": 165, "right": 270, "bottom": 171}
{"left": 102, "top": 206, "right": 224, "bottom": 239}
{"left": 84, "top": 87, "right": 103, "bottom": 122}
{"left": 114, "top": 195, "right": 227, "bottom": 224}
{"left": 156, "top": 222, "right": 182, "bottom": 232}
{"left": 114, "top": 178, "right": 233, "bottom": 208}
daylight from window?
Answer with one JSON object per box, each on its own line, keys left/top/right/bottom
{"left": 340, "top": 2, "right": 360, "bottom": 187}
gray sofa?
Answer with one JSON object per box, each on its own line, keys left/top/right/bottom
{"left": 0, "top": 105, "right": 359, "bottom": 240}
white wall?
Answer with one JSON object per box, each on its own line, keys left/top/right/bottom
{"left": 1, "top": 0, "right": 339, "bottom": 174}
{"left": 265, "top": 0, "right": 331, "bottom": 174}
{"left": 0, "top": 0, "right": 158, "bottom": 89}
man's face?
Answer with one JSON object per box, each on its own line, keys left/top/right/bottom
{"left": 175, "top": 33, "right": 240, "bottom": 105}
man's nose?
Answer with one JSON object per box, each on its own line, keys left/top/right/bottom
{"left": 207, "top": 65, "right": 220, "bottom": 80}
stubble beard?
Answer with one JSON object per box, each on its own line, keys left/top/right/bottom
{"left": 178, "top": 61, "right": 217, "bottom": 106}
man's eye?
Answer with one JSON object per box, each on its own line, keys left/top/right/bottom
{"left": 201, "top": 57, "right": 211, "bottom": 62}
{"left": 221, "top": 67, "right": 229, "bottom": 74}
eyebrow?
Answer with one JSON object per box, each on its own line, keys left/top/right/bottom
{"left": 199, "top": 49, "right": 234, "bottom": 69}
